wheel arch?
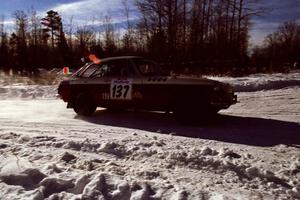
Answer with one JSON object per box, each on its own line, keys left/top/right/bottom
{"left": 68, "top": 89, "right": 96, "bottom": 108}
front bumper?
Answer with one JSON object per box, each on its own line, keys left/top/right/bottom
{"left": 210, "top": 94, "right": 238, "bottom": 109}
{"left": 233, "top": 94, "right": 238, "bottom": 104}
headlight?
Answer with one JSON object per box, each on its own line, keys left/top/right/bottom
{"left": 213, "top": 85, "right": 221, "bottom": 91}
{"left": 229, "top": 88, "right": 234, "bottom": 93}
{"left": 226, "top": 87, "right": 234, "bottom": 93}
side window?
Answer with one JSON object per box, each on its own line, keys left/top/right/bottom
{"left": 91, "top": 63, "right": 109, "bottom": 78}
{"left": 89, "top": 60, "right": 136, "bottom": 78}
{"left": 107, "top": 61, "right": 122, "bottom": 77}
{"left": 100, "top": 60, "right": 135, "bottom": 77}
{"left": 136, "top": 60, "right": 157, "bottom": 76}
{"left": 125, "top": 60, "right": 136, "bottom": 77}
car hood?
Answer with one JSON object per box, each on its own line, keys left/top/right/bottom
{"left": 165, "top": 75, "right": 223, "bottom": 86}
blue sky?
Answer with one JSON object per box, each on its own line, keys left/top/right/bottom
{"left": 250, "top": 0, "right": 300, "bottom": 46}
{"left": 0, "top": 0, "right": 137, "bottom": 28}
{"left": 0, "top": 0, "right": 299, "bottom": 45}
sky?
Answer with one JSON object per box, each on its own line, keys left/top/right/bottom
{"left": 0, "top": 0, "right": 300, "bottom": 46}
{"left": 250, "top": 0, "right": 300, "bottom": 46}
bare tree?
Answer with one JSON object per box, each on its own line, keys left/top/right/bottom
{"left": 13, "top": 10, "right": 28, "bottom": 44}
{"left": 0, "top": 15, "right": 4, "bottom": 45}
{"left": 67, "top": 16, "right": 74, "bottom": 50}
{"left": 122, "top": 0, "right": 134, "bottom": 51}
{"left": 27, "top": 7, "right": 46, "bottom": 51}
{"left": 102, "top": 15, "right": 117, "bottom": 55}
{"left": 254, "top": 20, "right": 300, "bottom": 71}
{"left": 75, "top": 26, "right": 95, "bottom": 50}
{"left": 0, "top": 15, "right": 9, "bottom": 71}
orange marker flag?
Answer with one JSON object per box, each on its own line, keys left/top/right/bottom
{"left": 63, "top": 67, "right": 69, "bottom": 75}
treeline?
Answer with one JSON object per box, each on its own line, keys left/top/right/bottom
{"left": 0, "top": 0, "right": 299, "bottom": 76}
{"left": 251, "top": 20, "right": 300, "bottom": 72}
{"left": 135, "top": 0, "right": 254, "bottom": 72}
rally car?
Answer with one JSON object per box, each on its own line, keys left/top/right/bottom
{"left": 57, "top": 56, "right": 237, "bottom": 121}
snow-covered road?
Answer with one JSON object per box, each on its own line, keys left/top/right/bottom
{"left": 0, "top": 71, "right": 300, "bottom": 199}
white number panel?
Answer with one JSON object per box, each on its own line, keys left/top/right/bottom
{"left": 110, "top": 79, "right": 132, "bottom": 100}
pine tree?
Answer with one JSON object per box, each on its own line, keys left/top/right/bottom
{"left": 41, "top": 10, "right": 67, "bottom": 49}
{"left": 41, "top": 10, "right": 69, "bottom": 67}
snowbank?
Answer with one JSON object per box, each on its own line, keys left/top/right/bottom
{"left": 0, "top": 70, "right": 64, "bottom": 100}
{"left": 1, "top": 131, "right": 300, "bottom": 199}
{"left": 0, "top": 84, "right": 57, "bottom": 100}
{"left": 206, "top": 70, "right": 300, "bottom": 92}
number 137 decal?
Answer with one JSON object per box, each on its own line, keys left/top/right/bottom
{"left": 110, "top": 79, "right": 132, "bottom": 100}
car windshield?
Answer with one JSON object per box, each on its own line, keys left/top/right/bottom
{"left": 72, "top": 63, "right": 90, "bottom": 77}
{"left": 135, "top": 59, "right": 167, "bottom": 76}
{"left": 81, "top": 64, "right": 100, "bottom": 77}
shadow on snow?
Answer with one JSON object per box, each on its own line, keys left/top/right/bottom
{"left": 75, "top": 109, "right": 300, "bottom": 147}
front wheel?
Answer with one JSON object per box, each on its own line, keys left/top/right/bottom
{"left": 73, "top": 93, "right": 97, "bottom": 116}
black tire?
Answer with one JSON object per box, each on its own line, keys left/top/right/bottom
{"left": 73, "top": 93, "right": 96, "bottom": 116}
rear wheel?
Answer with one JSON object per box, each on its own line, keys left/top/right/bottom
{"left": 73, "top": 93, "right": 96, "bottom": 116}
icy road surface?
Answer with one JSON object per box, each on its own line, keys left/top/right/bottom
{"left": 0, "top": 71, "right": 300, "bottom": 199}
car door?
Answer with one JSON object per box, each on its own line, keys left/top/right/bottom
{"left": 133, "top": 59, "right": 170, "bottom": 110}
{"left": 93, "top": 59, "right": 141, "bottom": 109}
{"left": 76, "top": 62, "right": 109, "bottom": 106}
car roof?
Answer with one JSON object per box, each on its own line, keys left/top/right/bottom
{"left": 100, "top": 56, "right": 144, "bottom": 62}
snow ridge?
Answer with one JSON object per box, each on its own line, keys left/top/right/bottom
{"left": 206, "top": 70, "right": 300, "bottom": 92}
{"left": 1, "top": 132, "right": 300, "bottom": 199}
{"left": 0, "top": 84, "right": 57, "bottom": 100}
{"left": 234, "top": 79, "right": 300, "bottom": 92}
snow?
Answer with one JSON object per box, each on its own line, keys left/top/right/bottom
{"left": 206, "top": 70, "right": 300, "bottom": 92}
{"left": 0, "top": 70, "right": 300, "bottom": 199}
